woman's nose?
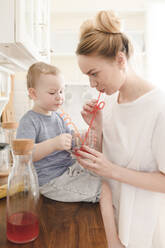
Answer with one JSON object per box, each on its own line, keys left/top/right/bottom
{"left": 89, "top": 77, "right": 97, "bottom": 88}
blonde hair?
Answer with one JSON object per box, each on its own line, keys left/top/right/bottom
{"left": 76, "top": 10, "right": 133, "bottom": 60}
{"left": 27, "top": 62, "right": 60, "bottom": 89}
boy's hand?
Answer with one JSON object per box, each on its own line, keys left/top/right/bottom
{"left": 54, "top": 133, "right": 72, "bottom": 150}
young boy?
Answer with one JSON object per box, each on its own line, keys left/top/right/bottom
{"left": 16, "top": 62, "right": 101, "bottom": 202}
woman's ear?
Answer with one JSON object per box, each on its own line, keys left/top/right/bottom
{"left": 28, "top": 88, "right": 37, "bottom": 100}
{"left": 116, "top": 52, "right": 127, "bottom": 69}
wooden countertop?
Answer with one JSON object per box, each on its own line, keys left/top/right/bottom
{"left": 0, "top": 196, "right": 107, "bottom": 248}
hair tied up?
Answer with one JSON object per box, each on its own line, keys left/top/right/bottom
{"left": 95, "top": 29, "right": 121, "bottom": 35}
{"left": 76, "top": 10, "right": 133, "bottom": 60}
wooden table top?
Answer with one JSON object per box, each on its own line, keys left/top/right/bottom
{"left": 0, "top": 196, "right": 107, "bottom": 248}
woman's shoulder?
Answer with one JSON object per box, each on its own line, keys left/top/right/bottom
{"left": 150, "top": 88, "right": 165, "bottom": 111}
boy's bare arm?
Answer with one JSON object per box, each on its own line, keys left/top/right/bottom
{"left": 33, "top": 133, "right": 72, "bottom": 162}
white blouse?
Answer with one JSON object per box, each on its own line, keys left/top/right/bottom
{"left": 103, "top": 88, "right": 165, "bottom": 248}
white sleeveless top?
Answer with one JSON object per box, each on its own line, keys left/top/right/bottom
{"left": 103, "top": 88, "right": 165, "bottom": 248}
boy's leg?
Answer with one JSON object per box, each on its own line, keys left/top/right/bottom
{"left": 100, "top": 181, "right": 125, "bottom": 248}
{"left": 39, "top": 162, "right": 101, "bottom": 202}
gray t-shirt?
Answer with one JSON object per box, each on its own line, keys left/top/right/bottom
{"left": 16, "top": 110, "right": 75, "bottom": 186}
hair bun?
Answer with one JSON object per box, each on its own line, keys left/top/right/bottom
{"left": 95, "top": 10, "right": 121, "bottom": 34}
{"left": 79, "top": 19, "right": 94, "bottom": 39}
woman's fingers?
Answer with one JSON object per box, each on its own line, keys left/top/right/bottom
{"left": 83, "top": 99, "right": 98, "bottom": 112}
{"left": 83, "top": 106, "right": 94, "bottom": 113}
{"left": 75, "top": 146, "right": 100, "bottom": 165}
{"left": 77, "top": 150, "right": 95, "bottom": 161}
{"left": 77, "top": 157, "right": 97, "bottom": 171}
{"left": 80, "top": 145, "right": 100, "bottom": 157}
{"left": 81, "top": 110, "right": 88, "bottom": 116}
{"left": 86, "top": 99, "right": 98, "bottom": 105}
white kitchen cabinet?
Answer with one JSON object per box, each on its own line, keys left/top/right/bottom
{"left": 0, "top": 0, "right": 50, "bottom": 72}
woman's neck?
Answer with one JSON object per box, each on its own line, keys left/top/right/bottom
{"left": 118, "top": 69, "right": 155, "bottom": 104}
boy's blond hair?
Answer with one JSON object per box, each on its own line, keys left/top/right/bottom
{"left": 27, "top": 62, "right": 60, "bottom": 89}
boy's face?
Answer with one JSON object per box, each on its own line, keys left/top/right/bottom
{"left": 30, "top": 73, "right": 65, "bottom": 113}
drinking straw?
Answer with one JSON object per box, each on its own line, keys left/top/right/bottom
{"left": 82, "top": 92, "right": 105, "bottom": 146}
{"left": 59, "top": 92, "right": 105, "bottom": 148}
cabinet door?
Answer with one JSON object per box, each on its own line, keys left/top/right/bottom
{"left": 0, "top": 0, "right": 15, "bottom": 43}
{"left": 16, "top": 0, "right": 40, "bottom": 60}
{"left": 16, "top": 0, "right": 34, "bottom": 47}
{"left": 16, "top": 0, "right": 50, "bottom": 62}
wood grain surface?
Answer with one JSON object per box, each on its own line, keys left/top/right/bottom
{"left": 0, "top": 196, "right": 108, "bottom": 248}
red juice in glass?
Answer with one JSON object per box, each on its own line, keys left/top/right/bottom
{"left": 7, "top": 211, "right": 39, "bottom": 244}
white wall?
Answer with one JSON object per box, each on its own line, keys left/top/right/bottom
{"left": 146, "top": 1, "right": 165, "bottom": 91}
{"left": 51, "top": 0, "right": 146, "bottom": 12}
{"left": 13, "top": 72, "right": 31, "bottom": 121}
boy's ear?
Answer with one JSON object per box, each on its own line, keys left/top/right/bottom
{"left": 116, "top": 52, "right": 126, "bottom": 69}
{"left": 28, "top": 88, "right": 37, "bottom": 100}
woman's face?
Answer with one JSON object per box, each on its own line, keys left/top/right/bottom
{"left": 77, "top": 54, "right": 126, "bottom": 95}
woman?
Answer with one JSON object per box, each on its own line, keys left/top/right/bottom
{"left": 76, "top": 10, "right": 165, "bottom": 248}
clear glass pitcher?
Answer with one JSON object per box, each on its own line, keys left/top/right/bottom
{"left": 1, "top": 122, "right": 18, "bottom": 168}
{"left": 6, "top": 139, "right": 40, "bottom": 244}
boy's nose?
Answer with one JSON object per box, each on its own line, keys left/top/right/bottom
{"left": 55, "top": 96, "right": 61, "bottom": 101}
{"left": 55, "top": 93, "right": 62, "bottom": 100}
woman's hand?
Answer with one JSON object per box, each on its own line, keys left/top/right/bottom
{"left": 76, "top": 145, "right": 114, "bottom": 178}
{"left": 81, "top": 99, "right": 102, "bottom": 131}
